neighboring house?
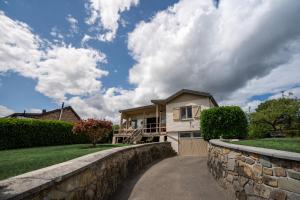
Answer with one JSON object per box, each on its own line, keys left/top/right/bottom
{"left": 113, "top": 89, "right": 218, "bottom": 156}
{"left": 6, "top": 106, "right": 81, "bottom": 123}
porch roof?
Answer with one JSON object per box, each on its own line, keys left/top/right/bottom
{"left": 119, "top": 104, "right": 156, "bottom": 114}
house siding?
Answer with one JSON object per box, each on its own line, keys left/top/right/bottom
{"left": 166, "top": 94, "right": 214, "bottom": 132}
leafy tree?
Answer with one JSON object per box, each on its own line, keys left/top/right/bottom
{"left": 73, "top": 119, "right": 112, "bottom": 147}
{"left": 249, "top": 98, "right": 300, "bottom": 138}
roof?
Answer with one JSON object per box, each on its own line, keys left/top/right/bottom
{"left": 6, "top": 106, "right": 81, "bottom": 120}
{"left": 119, "top": 89, "right": 218, "bottom": 113}
{"left": 151, "top": 89, "right": 218, "bottom": 106}
{"left": 119, "top": 104, "right": 155, "bottom": 113}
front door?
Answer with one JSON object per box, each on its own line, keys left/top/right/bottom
{"left": 178, "top": 132, "right": 207, "bottom": 156}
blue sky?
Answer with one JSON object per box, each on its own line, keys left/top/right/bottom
{"left": 0, "top": 0, "right": 177, "bottom": 112}
{"left": 0, "top": 0, "right": 300, "bottom": 121}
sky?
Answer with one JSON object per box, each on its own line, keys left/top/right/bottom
{"left": 0, "top": 0, "right": 300, "bottom": 122}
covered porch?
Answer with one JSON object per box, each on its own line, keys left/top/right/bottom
{"left": 113, "top": 103, "right": 166, "bottom": 144}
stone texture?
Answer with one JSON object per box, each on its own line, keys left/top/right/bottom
{"left": 270, "top": 190, "right": 287, "bottom": 200}
{"left": 263, "top": 175, "right": 278, "bottom": 187}
{"left": 227, "top": 159, "right": 235, "bottom": 171}
{"left": 245, "top": 157, "right": 256, "bottom": 165}
{"left": 274, "top": 167, "right": 287, "bottom": 177}
{"left": 260, "top": 157, "right": 272, "bottom": 168}
{"left": 253, "top": 164, "right": 263, "bottom": 176}
{"left": 278, "top": 178, "right": 300, "bottom": 193}
{"left": 208, "top": 141, "right": 300, "bottom": 200}
{"left": 263, "top": 167, "right": 273, "bottom": 176}
{"left": 287, "top": 169, "right": 300, "bottom": 180}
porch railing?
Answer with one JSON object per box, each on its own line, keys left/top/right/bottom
{"left": 114, "top": 123, "right": 166, "bottom": 135}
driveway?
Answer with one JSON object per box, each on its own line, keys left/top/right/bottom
{"left": 111, "top": 156, "right": 232, "bottom": 200}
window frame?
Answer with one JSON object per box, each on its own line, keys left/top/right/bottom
{"left": 180, "top": 106, "right": 193, "bottom": 120}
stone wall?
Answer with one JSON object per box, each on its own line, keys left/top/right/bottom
{"left": 0, "top": 142, "right": 175, "bottom": 200}
{"left": 208, "top": 140, "right": 300, "bottom": 200}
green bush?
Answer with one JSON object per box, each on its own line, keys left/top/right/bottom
{"left": 0, "top": 118, "right": 88, "bottom": 150}
{"left": 200, "top": 106, "right": 248, "bottom": 140}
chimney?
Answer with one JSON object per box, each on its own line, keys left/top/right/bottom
{"left": 59, "top": 102, "right": 64, "bottom": 120}
{"left": 42, "top": 109, "right": 46, "bottom": 113}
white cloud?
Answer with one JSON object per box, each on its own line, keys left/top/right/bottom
{"left": 36, "top": 45, "right": 108, "bottom": 101}
{"left": 66, "top": 14, "right": 79, "bottom": 35}
{"left": 0, "top": 105, "right": 14, "bottom": 117}
{"left": 0, "top": 11, "right": 108, "bottom": 102}
{"left": 126, "top": 0, "right": 300, "bottom": 107}
{"left": 85, "top": 0, "right": 139, "bottom": 41}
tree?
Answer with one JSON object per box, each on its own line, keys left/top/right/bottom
{"left": 249, "top": 98, "right": 300, "bottom": 138}
{"left": 73, "top": 119, "right": 112, "bottom": 147}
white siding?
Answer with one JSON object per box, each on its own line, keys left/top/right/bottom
{"left": 166, "top": 94, "right": 215, "bottom": 132}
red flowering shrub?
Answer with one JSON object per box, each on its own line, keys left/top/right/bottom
{"left": 73, "top": 119, "right": 112, "bottom": 147}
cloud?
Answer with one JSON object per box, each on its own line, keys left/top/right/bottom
{"left": 0, "top": 105, "right": 14, "bottom": 117}
{"left": 127, "top": 0, "right": 300, "bottom": 105}
{"left": 0, "top": 11, "right": 108, "bottom": 102}
{"left": 85, "top": 0, "right": 139, "bottom": 41}
{"left": 0, "top": 11, "right": 42, "bottom": 77}
{"left": 66, "top": 14, "right": 79, "bottom": 35}
{"left": 36, "top": 45, "right": 108, "bottom": 101}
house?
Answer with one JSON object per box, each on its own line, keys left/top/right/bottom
{"left": 112, "top": 89, "right": 218, "bottom": 156}
{"left": 6, "top": 106, "right": 81, "bottom": 123}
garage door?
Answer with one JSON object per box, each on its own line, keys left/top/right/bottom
{"left": 178, "top": 132, "right": 208, "bottom": 156}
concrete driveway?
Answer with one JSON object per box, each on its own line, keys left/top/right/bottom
{"left": 111, "top": 156, "right": 232, "bottom": 200}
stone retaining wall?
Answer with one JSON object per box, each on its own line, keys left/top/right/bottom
{"left": 208, "top": 140, "right": 300, "bottom": 200}
{"left": 0, "top": 142, "right": 175, "bottom": 200}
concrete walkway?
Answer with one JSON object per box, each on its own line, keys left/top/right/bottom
{"left": 111, "top": 156, "right": 232, "bottom": 200}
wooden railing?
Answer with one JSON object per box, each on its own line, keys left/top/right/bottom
{"left": 114, "top": 123, "right": 166, "bottom": 135}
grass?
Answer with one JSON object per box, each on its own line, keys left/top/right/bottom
{"left": 230, "top": 137, "right": 300, "bottom": 153}
{"left": 0, "top": 143, "right": 127, "bottom": 180}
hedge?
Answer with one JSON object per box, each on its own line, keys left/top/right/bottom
{"left": 0, "top": 118, "right": 88, "bottom": 150}
{"left": 200, "top": 106, "right": 248, "bottom": 140}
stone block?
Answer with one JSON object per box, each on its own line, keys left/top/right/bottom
{"left": 269, "top": 190, "right": 287, "bottom": 200}
{"left": 243, "top": 164, "right": 253, "bottom": 178}
{"left": 278, "top": 178, "right": 300, "bottom": 193}
{"left": 260, "top": 156, "right": 272, "bottom": 168}
{"left": 227, "top": 159, "right": 235, "bottom": 171}
{"left": 287, "top": 169, "right": 300, "bottom": 180}
{"left": 263, "top": 167, "right": 273, "bottom": 176}
{"left": 274, "top": 167, "right": 287, "bottom": 177}
{"left": 287, "top": 191, "right": 300, "bottom": 200}
{"left": 244, "top": 180, "right": 254, "bottom": 194}
{"left": 238, "top": 176, "right": 248, "bottom": 187}
{"left": 226, "top": 174, "right": 234, "bottom": 183}
{"left": 253, "top": 164, "right": 263, "bottom": 176}
{"left": 263, "top": 175, "right": 278, "bottom": 187}
{"left": 250, "top": 153, "right": 259, "bottom": 160}
{"left": 245, "top": 157, "right": 255, "bottom": 165}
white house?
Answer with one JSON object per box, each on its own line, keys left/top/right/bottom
{"left": 112, "top": 89, "right": 218, "bottom": 156}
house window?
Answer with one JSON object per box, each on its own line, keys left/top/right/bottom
{"left": 180, "top": 106, "right": 193, "bottom": 120}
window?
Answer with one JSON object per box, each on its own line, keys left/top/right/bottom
{"left": 179, "top": 132, "right": 192, "bottom": 138}
{"left": 180, "top": 106, "right": 193, "bottom": 120}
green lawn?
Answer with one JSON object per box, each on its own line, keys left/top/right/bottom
{"left": 0, "top": 144, "right": 127, "bottom": 180}
{"left": 230, "top": 137, "right": 300, "bottom": 153}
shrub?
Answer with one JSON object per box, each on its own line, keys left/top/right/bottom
{"left": 73, "top": 119, "right": 112, "bottom": 147}
{"left": 201, "top": 106, "right": 248, "bottom": 140}
{"left": 0, "top": 118, "right": 88, "bottom": 150}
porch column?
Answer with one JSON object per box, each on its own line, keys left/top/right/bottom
{"left": 120, "top": 113, "right": 123, "bottom": 129}
{"left": 159, "top": 111, "right": 162, "bottom": 133}
{"left": 143, "top": 111, "right": 145, "bottom": 133}
{"left": 156, "top": 104, "right": 159, "bottom": 133}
